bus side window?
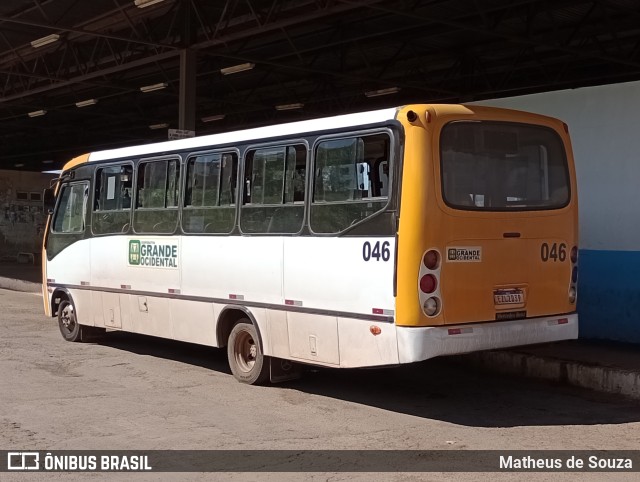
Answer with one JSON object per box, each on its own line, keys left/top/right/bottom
{"left": 219, "top": 153, "right": 238, "bottom": 206}
{"left": 133, "top": 158, "right": 181, "bottom": 234}
{"left": 182, "top": 152, "right": 237, "bottom": 234}
{"left": 52, "top": 183, "right": 88, "bottom": 233}
{"left": 311, "top": 133, "right": 390, "bottom": 234}
{"left": 284, "top": 146, "right": 306, "bottom": 204}
{"left": 92, "top": 164, "right": 133, "bottom": 235}
{"left": 377, "top": 160, "right": 389, "bottom": 197}
{"left": 240, "top": 144, "right": 306, "bottom": 234}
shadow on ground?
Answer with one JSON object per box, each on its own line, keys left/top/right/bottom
{"left": 95, "top": 331, "right": 231, "bottom": 375}
{"left": 95, "top": 331, "right": 640, "bottom": 429}
{"left": 0, "top": 261, "right": 41, "bottom": 283}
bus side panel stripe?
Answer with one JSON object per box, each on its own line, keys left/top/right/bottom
{"left": 47, "top": 283, "right": 395, "bottom": 323}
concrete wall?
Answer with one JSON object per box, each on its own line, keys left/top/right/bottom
{"left": 0, "top": 170, "right": 56, "bottom": 260}
{"left": 478, "top": 81, "right": 640, "bottom": 343}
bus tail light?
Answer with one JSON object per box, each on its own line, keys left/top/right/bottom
{"left": 419, "top": 248, "right": 442, "bottom": 316}
{"left": 420, "top": 274, "right": 437, "bottom": 294}
{"left": 569, "top": 245, "right": 578, "bottom": 303}
{"left": 570, "top": 246, "right": 578, "bottom": 263}
{"left": 423, "top": 250, "right": 440, "bottom": 270}
{"left": 423, "top": 297, "right": 440, "bottom": 316}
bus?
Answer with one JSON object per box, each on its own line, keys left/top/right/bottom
{"left": 43, "top": 104, "right": 578, "bottom": 384}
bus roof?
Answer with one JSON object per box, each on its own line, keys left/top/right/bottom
{"left": 87, "top": 106, "right": 399, "bottom": 163}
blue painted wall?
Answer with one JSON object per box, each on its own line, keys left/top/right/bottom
{"left": 578, "top": 250, "right": 640, "bottom": 343}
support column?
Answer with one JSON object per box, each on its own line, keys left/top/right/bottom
{"left": 179, "top": 48, "right": 196, "bottom": 132}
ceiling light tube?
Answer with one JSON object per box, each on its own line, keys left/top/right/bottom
{"left": 140, "top": 82, "right": 168, "bottom": 93}
{"left": 30, "top": 34, "right": 60, "bottom": 48}
{"left": 134, "top": 0, "right": 166, "bottom": 8}
{"left": 28, "top": 109, "right": 47, "bottom": 118}
{"left": 220, "top": 63, "right": 255, "bottom": 75}
{"left": 149, "top": 123, "right": 169, "bottom": 130}
{"left": 364, "top": 86, "right": 401, "bottom": 97}
{"left": 75, "top": 98, "right": 98, "bottom": 108}
{"left": 201, "top": 114, "right": 226, "bottom": 122}
{"left": 275, "top": 103, "right": 304, "bottom": 111}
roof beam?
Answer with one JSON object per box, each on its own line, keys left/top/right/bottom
{"left": 348, "top": 0, "right": 640, "bottom": 70}
{"left": 0, "top": 15, "right": 178, "bottom": 50}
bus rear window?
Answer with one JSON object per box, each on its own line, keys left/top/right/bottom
{"left": 440, "top": 121, "right": 570, "bottom": 210}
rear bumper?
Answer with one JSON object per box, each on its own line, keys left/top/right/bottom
{"left": 396, "top": 313, "right": 578, "bottom": 364}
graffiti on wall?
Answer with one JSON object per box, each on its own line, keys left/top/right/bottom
{"left": 4, "top": 204, "right": 44, "bottom": 225}
{"left": 0, "top": 173, "right": 54, "bottom": 256}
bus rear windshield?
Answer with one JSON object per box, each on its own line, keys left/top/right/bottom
{"left": 440, "top": 121, "right": 570, "bottom": 210}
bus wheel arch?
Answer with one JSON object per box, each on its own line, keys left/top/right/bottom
{"left": 217, "top": 306, "right": 269, "bottom": 385}
{"left": 51, "top": 288, "right": 71, "bottom": 319}
{"left": 216, "top": 306, "right": 264, "bottom": 351}
{"left": 51, "top": 289, "right": 102, "bottom": 342}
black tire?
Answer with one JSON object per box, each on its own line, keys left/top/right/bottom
{"left": 57, "top": 299, "right": 82, "bottom": 342}
{"left": 227, "top": 320, "right": 270, "bottom": 385}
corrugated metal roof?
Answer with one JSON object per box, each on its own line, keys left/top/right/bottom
{"left": 0, "top": 0, "right": 639, "bottom": 170}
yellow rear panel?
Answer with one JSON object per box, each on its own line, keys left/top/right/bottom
{"left": 395, "top": 105, "right": 578, "bottom": 327}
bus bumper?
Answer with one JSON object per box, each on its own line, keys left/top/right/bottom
{"left": 396, "top": 313, "right": 578, "bottom": 364}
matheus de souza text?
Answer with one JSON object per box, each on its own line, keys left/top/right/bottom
{"left": 500, "top": 455, "right": 632, "bottom": 470}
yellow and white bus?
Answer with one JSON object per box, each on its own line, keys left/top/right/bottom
{"left": 43, "top": 104, "right": 578, "bottom": 384}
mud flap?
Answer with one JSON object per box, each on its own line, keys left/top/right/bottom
{"left": 269, "top": 357, "right": 303, "bottom": 383}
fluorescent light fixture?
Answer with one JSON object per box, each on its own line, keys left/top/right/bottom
{"left": 149, "top": 123, "right": 169, "bottom": 130}
{"left": 134, "top": 0, "right": 166, "bottom": 8}
{"left": 364, "top": 86, "right": 401, "bottom": 97}
{"left": 75, "top": 98, "right": 98, "bottom": 108}
{"left": 42, "top": 169, "right": 62, "bottom": 174}
{"left": 28, "top": 109, "right": 47, "bottom": 118}
{"left": 220, "top": 62, "right": 255, "bottom": 75}
{"left": 30, "top": 34, "right": 60, "bottom": 48}
{"left": 275, "top": 103, "right": 304, "bottom": 111}
{"left": 42, "top": 160, "right": 54, "bottom": 164}
{"left": 140, "top": 82, "right": 168, "bottom": 93}
{"left": 201, "top": 114, "right": 225, "bottom": 122}
{"left": 14, "top": 163, "right": 24, "bottom": 168}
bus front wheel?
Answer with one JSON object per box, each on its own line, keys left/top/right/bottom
{"left": 58, "top": 299, "right": 82, "bottom": 342}
{"left": 227, "top": 320, "right": 270, "bottom": 385}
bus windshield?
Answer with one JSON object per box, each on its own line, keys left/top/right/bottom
{"left": 440, "top": 121, "right": 570, "bottom": 210}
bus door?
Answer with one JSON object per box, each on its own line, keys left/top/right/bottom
{"left": 47, "top": 181, "right": 92, "bottom": 318}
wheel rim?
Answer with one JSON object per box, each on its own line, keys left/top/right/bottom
{"left": 233, "top": 329, "right": 258, "bottom": 373}
{"left": 60, "top": 304, "right": 76, "bottom": 335}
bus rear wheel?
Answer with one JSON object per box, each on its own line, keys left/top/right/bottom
{"left": 58, "top": 299, "right": 82, "bottom": 342}
{"left": 227, "top": 320, "right": 269, "bottom": 385}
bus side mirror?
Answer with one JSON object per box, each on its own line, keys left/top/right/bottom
{"left": 43, "top": 188, "right": 56, "bottom": 214}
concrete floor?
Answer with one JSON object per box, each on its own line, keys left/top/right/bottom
{"left": 2, "top": 288, "right": 639, "bottom": 481}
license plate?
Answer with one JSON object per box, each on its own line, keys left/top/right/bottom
{"left": 494, "top": 289, "right": 525, "bottom": 305}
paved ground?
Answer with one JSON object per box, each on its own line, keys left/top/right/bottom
{"left": 2, "top": 288, "right": 639, "bottom": 481}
